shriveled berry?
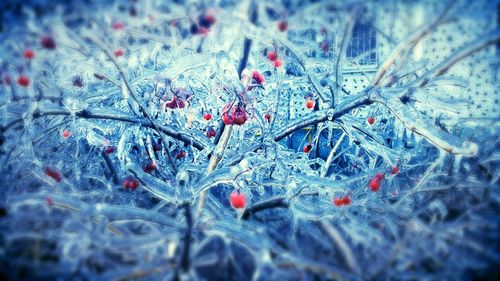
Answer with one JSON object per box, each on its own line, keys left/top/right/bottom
{"left": 264, "top": 113, "right": 271, "bottom": 123}
{"left": 143, "top": 162, "right": 157, "bottom": 173}
{"left": 230, "top": 191, "right": 246, "bottom": 209}
{"left": 176, "top": 150, "right": 186, "bottom": 159}
{"left": 206, "top": 127, "right": 216, "bottom": 138}
{"left": 17, "top": 75, "right": 30, "bottom": 87}
{"left": 152, "top": 143, "right": 161, "bottom": 152}
{"left": 203, "top": 113, "right": 212, "bottom": 121}
{"left": 267, "top": 50, "right": 278, "bottom": 61}
{"left": 199, "top": 13, "right": 216, "bottom": 28}
{"left": 40, "top": 35, "right": 56, "bottom": 50}
{"left": 72, "top": 76, "right": 84, "bottom": 87}
{"left": 367, "top": 117, "right": 375, "bottom": 125}
{"left": 44, "top": 166, "right": 62, "bottom": 183}
{"left": 23, "top": 49, "right": 35, "bottom": 59}
{"left": 104, "top": 146, "right": 116, "bottom": 154}
{"left": 305, "top": 99, "right": 314, "bottom": 109}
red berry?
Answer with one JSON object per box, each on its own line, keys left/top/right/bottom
{"left": 17, "top": 75, "right": 30, "bottom": 87}
{"left": 197, "top": 27, "right": 209, "bottom": 35}
{"left": 278, "top": 21, "right": 288, "bottom": 32}
{"left": 367, "top": 117, "right": 375, "bottom": 125}
{"left": 112, "top": 21, "right": 124, "bottom": 30}
{"left": 230, "top": 191, "right": 246, "bottom": 209}
{"left": 341, "top": 196, "right": 351, "bottom": 205}
{"left": 40, "top": 35, "right": 56, "bottom": 50}
{"left": 62, "top": 130, "right": 71, "bottom": 138}
{"left": 176, "top": 150, "right": 186, "bottom": 159}
{"left": 44, "top": 166, "right": 62, "bottom": 183}
{"left": 392, "top": 166, "right": 399, "bottom": 175}
{"left": 264, "top": 113, "right": 271, "bottom": 123}
{"left": 143, "top": 162, "right": 157, "bottom": 173}
{"left": 369, "top": 173, "right": 384, "bottom": 192}
{"left": 23, "top": 49, "right": 35, "bottom": 59}
{"left": 267, "top": 50, "right": 278, "bottom": 61}
{"left": 104, "top": 146, "right": 116, "bottom": 154}
{"left": 273, "top": 58, "right": 283, "bottom": 68}
{"left": 303, "top": 144, "right": 312, "bottom": 153}
{"left": 333, "top": 197, "right": 343, "bottom": 207}
{"left": 113, "top": 49, "right": 124, "bottom": 57}
{"left": 123, "top": 176, "right": 140, "bottom": 190}
{"left": 252, "top": 70, "right": 265, "bottom": 85}
{"left": 203, "top": 113, "right": 212, "bottom": 121}
{"left": 201, "top": 14, "right": 216, "bottom": 26}
{"left": 305, "top": 99, "right": 314, "bottom": 109}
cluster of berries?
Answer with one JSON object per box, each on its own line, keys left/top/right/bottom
{"left": 222, "top": 103, "right": 248, "bottom": 126}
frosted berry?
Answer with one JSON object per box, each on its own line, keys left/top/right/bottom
{"left": 62, "top": 130, "right": 71, "bottom": 138}
{"left": 199, "top": 13, "right": 216, "bottom": 28}
{"left": 304, "top": 144, "right": 312, "bottom": 153}
{"left": 203, "top": 113, "right": 212, "bottom": 121}
{"left": 273, "top": 58, "right": 283, "bottom": 68}
{"left": 72, "top": 76, "right": 84, "bottom": 88}
{"left": 367, "top": 117, "right": 375, "bottom": 125}
{"left": 278, "top": 21, "right": 288, "bottom": 32}
{"left": 17, "top": 75, "right": 30, "bottom": 87}
{"left": 44, "top": 166, "right": 62, "bottom": 183}
{"left": 113, "top": 49, "right": 124, "bottom": 57}
{"left": 369, "top": 173, "right": 384, "bottom": 192}
{"left": 112, "top": 21, "right": 124, "bottom": 30}
{"left": 40, "top": 35, "right": 56, "bottom": 50}
{"left": 176, "top": 150, "right": 186, "bottom": 159}
{"left": 104, "top": 146, "right": 116, "bottom": 154}
{"left": 392, "top": 166, "right": 399, "bottom": 175}
{"left": 143, "top": 162, "right": 157, "bottom": 173}
{"left": 123, "top": 176, "right": 140, "bottom": 190}
{"left": 341, "top": 196, "right": 351, "bottom": 205}
{"left": 333, "top": 197, "right": 343, "bottom": 207}
{"left": 267, "top": 50, "right": 278, "bottom": 61}
{"left": 23, "top": 49, "right": 35, "bottom": 59}
{"left": 230, "top": 191, "right": 246, "bottom": 209}
{"left": 252, "top": 70, "right": 265, "bottom": 85}
{"left": 197, "top": 27, "right": 209, "bottom": 35}
{"left": 305, "top": 99, "right": 314, "bottom": 109}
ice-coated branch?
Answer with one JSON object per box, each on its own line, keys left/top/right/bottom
{"left": 373, "top": 89, "right": 478, "bottom": 156}
{"left": 180, "top": 203, "right": 193, "bottom": 273}
{"left": 273, "top": 91, "right": 370, "bottom": 142}
{"left": 1, "top": 108, "right": 207, "bottom": 150}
